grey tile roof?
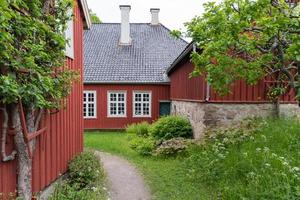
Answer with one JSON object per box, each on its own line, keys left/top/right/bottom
{"left": 84, "top": 23, "right": 188, "bottom": 83}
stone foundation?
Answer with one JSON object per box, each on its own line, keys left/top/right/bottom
{"left": 171, "top": 101, "right": 300, "bottom": 139}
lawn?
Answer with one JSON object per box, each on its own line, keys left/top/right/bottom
{"left": 84, "top": 132, "right": 210, "bottom": 200}
{"left": 84, "top": 119, "right": 300, "bottom": 200}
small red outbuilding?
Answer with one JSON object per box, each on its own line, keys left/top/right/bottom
{"left": 167, "top": 42, "right": 299, "bottom": 138}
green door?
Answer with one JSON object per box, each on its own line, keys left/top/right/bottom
{"left": 159, "top": 102, "right": 171, "bottom": 116}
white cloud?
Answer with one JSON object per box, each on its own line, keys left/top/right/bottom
{"left": 87, "top": 0, "right": 217, "bottom": 31}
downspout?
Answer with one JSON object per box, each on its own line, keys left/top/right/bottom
{"left": 206, "top": 82, "right": 210, "bottom": 102}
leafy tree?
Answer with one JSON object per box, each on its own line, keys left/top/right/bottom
{"left": 89, "top": 9, "right": 101, "bottom": 24}
{"left": 178, "top": 0, "right": 300, "bottom": 104}
{"left": 0, "top": 0, "right": 77, "bottom": 199}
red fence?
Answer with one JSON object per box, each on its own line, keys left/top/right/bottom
{"left": 170, "top": 59, "right": 297, "bottom": 103}
{"left": 0, "top": 4, "right": 84, "bottom": 198}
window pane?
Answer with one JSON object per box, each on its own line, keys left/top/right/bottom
{"left": 143, "top": 94, "right": 149, "bottom": 101}
{"left": 110, "top": 93, "right": 117, "bottom": 101}
{"left": 118, "top": 103, "right": 124, "bottom": 115}
{"left": 143, "top": 103, "right": 149, "bottom": 115}
{"left": 110, "top": 103, "right": 117, "bottom": 115}
{"left": 135, "top": 93, "right": 142, "bottom": 102}
{"left": 135, "top": 103, "right": 141, "bottom": 115}
{"left": 118, "top": 93, "right": 125, "bottom": 101}
{"left": 88, "top": 93, "right": 94, "bottom": 102}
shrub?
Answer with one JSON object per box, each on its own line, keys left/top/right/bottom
{"left": 126, "top": 121, "right": 150, "bottom": 137}
{"left": 149, "top": 116, "right": 193, "bottom": 140}
{"left": 68, "top": 151, "right": 102, "bottom": 189}
{"left": 49, "top": 184, "right": 94, "bottom": 200}
{"left": 129, "top": 136, "right": 155, "bottom": 156}
{"left": 154, "top": 137, "right": 189, "bottom": 156}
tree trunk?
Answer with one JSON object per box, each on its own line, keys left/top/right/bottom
{"left": 11, "top": 104, "right": 32, "bottom": 200}
{"left": 274, "top": 98, "right": 280, "bottom": 118}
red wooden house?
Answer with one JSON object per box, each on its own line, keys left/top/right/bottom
{"left": 0, "top": 0, "right": 91, "bottom": 198}
{"left": 83, "top": 6, "right": 187, "bottom": 129}
{"left": 167, "top": 42, "right": 299, "bottom": 138}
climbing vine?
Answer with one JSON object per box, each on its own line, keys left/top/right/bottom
{"left": 0, "top": 0, "right": 78, "bottom": 199}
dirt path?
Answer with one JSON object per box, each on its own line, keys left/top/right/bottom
{"left": 95, "top": 151, "right": 151, "bottom": 200}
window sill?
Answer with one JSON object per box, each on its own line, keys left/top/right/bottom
{"left": 84, "top": 117, "right": 97, "bottom": 119}
{"left": 133, "top": 115, "right": 152, "bottom": 118}
{"left": 107, "top": 115, "right": 127, "bottom": 118}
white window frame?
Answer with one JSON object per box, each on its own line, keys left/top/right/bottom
{"left": 83, "top": 90, "right": 97, "bottom": 119}
{"left": 133, "top": 91, "right": 152, "bottom": 118}
{"left": 107, "top": 91, "right": 127, "bottom": 118}
{"left": 65, "top": 7, "right": 74, "bottom": 59}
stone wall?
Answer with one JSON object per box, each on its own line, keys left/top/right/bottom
{"left": 171, "top": 101, "right": 300, "bottom": 139}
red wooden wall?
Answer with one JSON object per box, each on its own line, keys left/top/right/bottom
{"left": 84, "top": 84, "right": 170, "bottom": 129}
{"left": 0, "top": 3, "right": 84, "bottom": 198}
{"left": 169, "top": 55, "right": 297, "bottom": 103}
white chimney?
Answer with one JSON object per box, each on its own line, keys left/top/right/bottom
{"left": 150, "top": 8, "right": 160, "bottom": 25}
{"left": 119, "top": 5, "right": 132, "bottom": 45}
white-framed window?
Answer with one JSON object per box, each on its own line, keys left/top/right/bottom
{"left": 65, "top": 7, "right": 74, "bottom": 59}
{"left": 133, "top": 91, "right": 152, "bottom": 117}
{"left": 83, "top": 91, "right": 97, "bottom": 119}
{"left": 107, "top": 91, "right": 127, "bottom": 117}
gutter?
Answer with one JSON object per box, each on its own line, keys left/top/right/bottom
{"left": 205, "top": 83, "right": 210, "bottom": 102}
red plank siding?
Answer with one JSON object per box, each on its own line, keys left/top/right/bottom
{"left": 170, "top": 57, "right": 297, "bottom": 103}
{"left": 0, "top": 3, "right": 84, "bottom": 198}
{"left": 170, "top": 57, "right": 206, "bottom": 102}
{"left": 84, "top": 84, "right": 170, "bottom": 129}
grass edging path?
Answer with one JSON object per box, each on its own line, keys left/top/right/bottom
{"left": 95, "top": 151, "right": 151, "bottom": 200}
{"left": 84, "top": 132, "right": 210, "bottom": 200}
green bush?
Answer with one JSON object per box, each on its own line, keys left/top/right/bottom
{"left": 50, "top": 151, "right": 107, "bottom": 200}
{"left": 154, "top": 137, "right": 189, "bottom": 156}
{"left": 129, "top": 135, "right": 155, "bottom": 156}
{"left": 126, "top": 121, "right": 150, "bottom": 137}
{"left": 150, "top": 116, "right": 193, "bottom": 140}
{"left": 68, "top": 151, "right": 102, "bottom": 189}
{"left": 49, "top": 184, "right": 94, "bottom": 200}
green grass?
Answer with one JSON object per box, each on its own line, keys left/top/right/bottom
{"left": 84, "top": 132, "right": 210, "bottom": 200}
{"left": 84, "top": 119, "right": 300, "bottom": 200}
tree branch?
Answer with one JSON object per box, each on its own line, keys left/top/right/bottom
{"left": 34, "top": 109, "right": 44, "bottom": 130}
{"left": 0, "top": 106, "right": 17, "bottom": 162}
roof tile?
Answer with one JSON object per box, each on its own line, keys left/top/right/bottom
{"left": 84, "top": 23, "right": 188, "bottom": 83}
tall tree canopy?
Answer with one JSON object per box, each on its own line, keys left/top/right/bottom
{"left": 0, "top": 0, "right": 76, "bottom": 199}
{"left": 181, "top": 0, "right": 300, "bottom": 100}
{"left": 89, "top": 9, "right": 101, "bottom": 24}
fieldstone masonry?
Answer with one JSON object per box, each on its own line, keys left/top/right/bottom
{"left": 171, "top": 101, "right": 300, "bottom": 139}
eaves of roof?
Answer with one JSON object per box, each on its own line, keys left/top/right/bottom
{"left": 166, "top": 42, "right": 195, "bottom": 75}
{"left": 84, "top": 81, "right": 171, "bottom": 85}
{"left": 78, "top": 0, "right": 91, "bottom": 29}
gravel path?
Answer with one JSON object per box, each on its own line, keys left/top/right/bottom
{"left": 95, "top": 151, "right": 151, "bottom": 200}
